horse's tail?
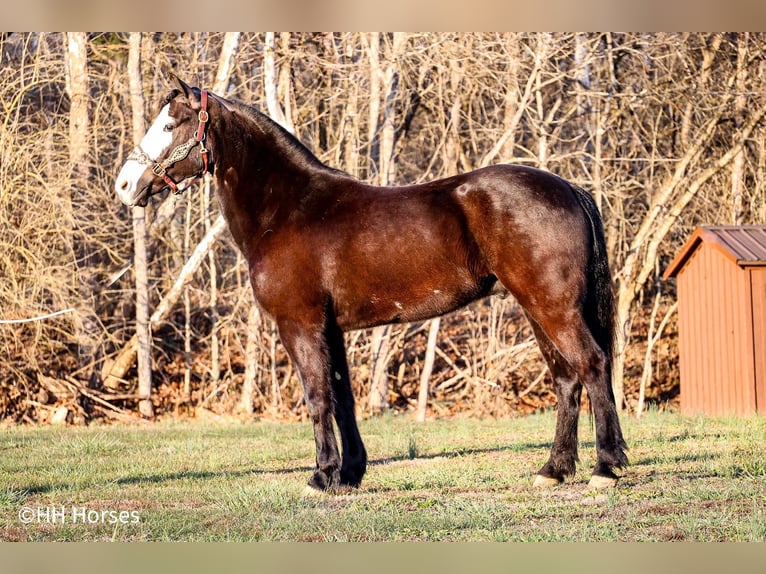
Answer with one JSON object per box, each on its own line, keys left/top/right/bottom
{"left": 570, "top": 184, "right": 616, "bottom": 379}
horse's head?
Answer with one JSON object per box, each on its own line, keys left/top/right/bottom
{"left": 115, "top": 75, "right": 211, "bottom": 207}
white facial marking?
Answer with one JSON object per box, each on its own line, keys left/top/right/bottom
{"left": 141, "top": 104, "right": 175, "bottom": 159}
{"left": 114, "top": 104, "right": 174, "bottom": 205}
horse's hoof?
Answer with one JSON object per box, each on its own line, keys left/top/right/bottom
{"left": 532, "top": 474, "right": 563, "bottom": 488}
{"left": 588, "top": 474, "right": 618, "bottom": 489}
{"left": 301, "top": 485, "right": 326, "bottom": 498}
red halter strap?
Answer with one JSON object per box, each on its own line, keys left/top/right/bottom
{"left": 194, "top": 90, "right": 210, "bottom": 177}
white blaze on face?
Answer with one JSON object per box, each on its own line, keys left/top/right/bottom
{"left": 114, "top": 104, "right": 175, "bottom": 205}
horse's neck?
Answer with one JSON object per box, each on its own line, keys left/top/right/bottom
{"left": 211, "top": 108, "right": 317, "bottom": 255}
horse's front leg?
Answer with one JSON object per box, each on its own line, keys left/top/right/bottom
{"left": 278, "top": 318, "right": 342, "bottom": 492}
{"left": 325, "top": 313, "right": 367, "bottom": 487}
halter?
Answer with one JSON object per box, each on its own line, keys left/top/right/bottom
{"left": 128, "top": 90, "right": 210, "bottom": 194}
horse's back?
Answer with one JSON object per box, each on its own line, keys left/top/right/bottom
{"left": 450, "top": 164, "right": 581, "bottom": 214}
{"left": 250, "top": 163, "right": 590, "bottom": 329}
{"left": 322, "top": 164, "right": 588, "bottom": 329}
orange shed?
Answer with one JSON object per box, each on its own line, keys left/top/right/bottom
{"left": 663, "top": 225, "right": 766, "bottom": 416}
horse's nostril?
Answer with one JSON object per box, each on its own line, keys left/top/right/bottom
{"left": 119, "top": 180, "right": 129, "bottom": 191}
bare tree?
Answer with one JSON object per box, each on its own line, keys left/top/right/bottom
{"left": 264, "top": 32, "right": 291, "bottom": 133}
{"left": 367, "top": 33, "right": 407, "bottom": 414}
{"left": 205, "top": 32, "right": 241, "bottom": 394}
{"left": 416, "top": 317, "right": 440, "bottom": 422}
{"left": 126, "top": 32, "right": 153, "bottom": 418}
{"left": 731, "top": 32, "right": 749, "bottom": 225}
{"left": 240, "top": 304, "right": 261, "bottom": 415}
{"left": 64, "top": 32, "right": 102, "bottom": 387}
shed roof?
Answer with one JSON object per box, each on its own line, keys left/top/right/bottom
{"left": 663, "top": 225, "right": 766, "bottom": 279}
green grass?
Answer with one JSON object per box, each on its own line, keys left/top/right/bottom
{"left": 1, "top": 410, "right": 765, "bottom": 541}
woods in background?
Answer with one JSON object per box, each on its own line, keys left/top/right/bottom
{"left": 1, "top": 32, "right": 765, "bottom": 423}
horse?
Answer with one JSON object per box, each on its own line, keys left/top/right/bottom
{"left": 115, "top": 75, "right": 627, "bottom": 493}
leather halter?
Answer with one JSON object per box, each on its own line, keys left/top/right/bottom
{"left": 128, "top": 90, "right": 210, "bottom": 194}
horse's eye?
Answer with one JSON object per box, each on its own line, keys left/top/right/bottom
{"left": 163, "top": 123, "right": 175, "bottom": 132}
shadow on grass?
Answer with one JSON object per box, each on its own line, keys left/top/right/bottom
{"left": 109, "top": 442, "right": 555, "bottom": 487}
{"left": 1, "top": 484, "right": 55, "bottom": 502}
{"left": 369, "top": 441, "right": 555, "bottom": 466}
{"left": 15, "top": 440, "right": 589, "bottom": 494}
{"left": 632, "top": 451, "right": 720, "bottom": 467}
{"left": 626, "top": 449, "right": 732, "bottom": 484}
{"left": 115, "top": 466, "right": 313, "bottom": 485}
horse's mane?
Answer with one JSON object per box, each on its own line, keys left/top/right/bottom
{"left": 217, "top": 94, "right": 347, "bottom": 177}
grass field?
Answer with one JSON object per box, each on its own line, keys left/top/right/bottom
{"left": 1, "top": 409, "right": 765, "bottom": 541}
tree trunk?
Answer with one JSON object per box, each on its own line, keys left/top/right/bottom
{"left": 202, "top": 174, "right": 220, "bottom": 390}
{"left": 342, "top": 35, "right": 361, "bottom": 178}
{"left": 214, "top": 32, "right": 241, "bottom": 95}
{"left": 574, "top": 33, "right": 607, "bottom": 211}
{"left": 377, "top": 32, "right": 406, "bottom": 185}
{"left": 126, "top": 32, "right": 153, "bottom": 417}
{"left": 480, "top": 32, "right": 538, "bottom": 168}
{"left": 413, "top": 57, "right": 461, "bottom": 419}
{"left": 264, "top": 32, "right": 292, "bottom": 132}
{"left": 731, "top": 32, "right": 748, "bottom": 225}
{"left": 278, "top": 32, "right": 294, "bottom": 131}
{"left": 368, "top": 32, "right": 406, "bottom": 414}
{"left": 65, "top": 32, "right": 89, "bottom": 186}
{"left": 205, "top": 32, "right": 241, "bottom": 394}
{"left": 366, "top": 32, "right": 381, "bottom": 179}
{"left": 444, "top": 57, "right": 464, "bottom": 173}
{"left": 368, "top": 325, "right": 391, "bottom": 414}
{"left": 500, "top": 33, "right": 521, "bottom": 162}
{"left": 416, "top": 317, "right": 440, "bottom": 422}
{"left": 240, "top": 304, "right": 261, "bottom": 415}
{"left": 183, "top": 195, "right": 193, "bottom": 401}
{"left": 534, "top": 33, "right": 552, "bottom": 170}
{"left": 64, "top": 32, "right": 100, "bottom": 386}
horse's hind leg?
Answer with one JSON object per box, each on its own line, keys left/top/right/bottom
{"left": 325, "top": 315, "right": 367, "bottom": 487}
{"left": 525, "top": 313, "right": 582, "bottom": 487}
{"left": 545, "top": 316, "right": 626, "bottom": 485}
{"left": 520, "top": 306, "right": 627, "bottom": 487}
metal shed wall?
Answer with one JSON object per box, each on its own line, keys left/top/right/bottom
{"left": 752, "top": 268, "right": 766, "bottom": 413}
{"left": 676, "top": 243, "right": 757, "bottom": 416}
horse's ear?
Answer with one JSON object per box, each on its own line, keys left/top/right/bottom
{"left": 170, "top": 73, "right": 191, "bottom": 97}
{"left": 170, "top": 73, "right": 200, "bottom": 107}
{"left": 190, "top": 73, "right": 201, "bottom": 89}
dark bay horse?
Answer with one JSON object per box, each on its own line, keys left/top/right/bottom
{"left": 115, "top": 76, "right": 627, "bottom": 492}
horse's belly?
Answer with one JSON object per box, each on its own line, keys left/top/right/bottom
{"left": 333, "top": 269, "right": 498, "bottom": 330}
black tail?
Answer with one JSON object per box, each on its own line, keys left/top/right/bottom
{"left": 570, "top": 184, "right": 616, "bottom": 376}
{"left": 572, "top": 184, "right": 628, "bottom": 469}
